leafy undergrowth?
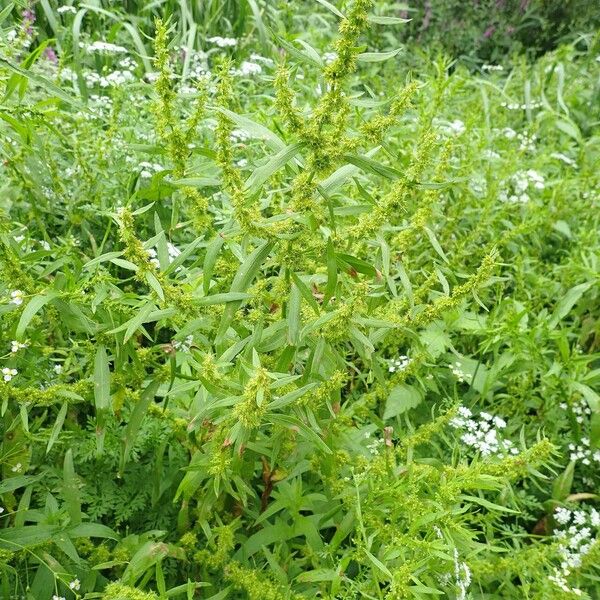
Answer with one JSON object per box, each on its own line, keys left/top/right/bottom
{"left": 1, "top": 2, "right": 600, "bottom": 599}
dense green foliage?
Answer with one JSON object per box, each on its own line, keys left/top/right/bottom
{"left": 1, "top": 1, "right": 600, "bottom": 599}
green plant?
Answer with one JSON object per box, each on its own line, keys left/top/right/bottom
{"left": 0, "top": 1, "right": 599, "bottom": 599}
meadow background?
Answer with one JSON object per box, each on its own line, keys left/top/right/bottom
{"left": 1, "top": 0, "right": 600, "bottom": 598}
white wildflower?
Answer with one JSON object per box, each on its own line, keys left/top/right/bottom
{"left": 139, "top": 161, "right": 162, "bottom": 179}
{"left": 10, "top": 290, "right": 24, "bottom": 305}
{"left": 207, "top": 36, "right": 237, "bottom": 48}
{"left": 86, "top": 41, "right": 128, "bottom": 54}
{"left": 167, "top": 242, "right": 181, "bottom": 260}
{"left": 69, "top": 578, "right": 81, "bottom": 591}
{"left": 238, "top": 61, "right": 262, "bottom": 76}
{"left": 449, "top": 361, "right": 471, "bottom": 383}
{"left": 451, "top": 406, "right": 516, "bottom": 458}
{"left": 10, "top": 340, "right": 27, "bottom": 353}
{"left": 54, "top": 364, "right": 63, "bottom": 375}
{"left": 172, "top": 335, "right": 194, "bottom": 353}
{"left": 250, "top": 53, "right": 273, "bottom": 65}
{"left": 453, "top": 548, "right": 471, "bottom": 600}
{"left": 230, "top": 128, "right": 251, "bottom": 143}
{"left": 388, "top": 355, "right": 410, "bottom": 373}
{"left": 550, "top": 506, "right": 599, "bottom": 595}
{"left": 57, "top": 5, "right": 77, "bottom": 14}
{"left": 482, "top": 149, "right": 500, "bottom": 160}
{"left": 146, "top": 248, "right": 160, "bottom": 268}
{"left": 2, "top": 367, "right": 18, "bottom": 382}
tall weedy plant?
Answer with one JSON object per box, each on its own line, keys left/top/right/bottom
{"left": 4, "top": 1, "right": 599, "bottom": 598}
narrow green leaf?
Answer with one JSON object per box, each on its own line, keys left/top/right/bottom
{"left": 93, "top": 346, "right": 111, "bottom": 413}
{"left": 0, "top": 57, "right": 83, "bottom": 108}
{"left": 145, "top": 271, "right": 165, "bottom": 301}
{"left": 216, "top": 241, "right": 274, "bottom": 345}
{"left": 357, "top": 48, "right": 402, "bottom": 63}
{"left": 324, "top": 238, "right": 337, "bottom": 305}
{"left": 120, "top": 379, "right": 160, "bottom": 472}
{"left": 315, "top": 0, "right": 345, "bottom": 18}
{"left": 46, "top": 402, "right": 68, "bottom": 454}
{"left": 287, "top": 280, "right": 301, "bottom": 345}
{"left": 16, "top": 291, "right": 59, "bottom": 340}
{"left": 244, "top": 142, "right": 304, "bottom": 195}
{"left": 195, "top": 292, "right": 252, "bottom": 306}
{"left": 368, "top": 15, "right": 411, "bottom": 24}
{"left": 63, "top": 449, "right": 81, "bottom": 525}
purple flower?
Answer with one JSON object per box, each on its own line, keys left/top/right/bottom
{"left": 43, "top": 46, "right": 58, "bottom": 63}
{"left": 483, "top": 25, "right": 495, "bottom": 39}
{"left": 22, "top": 8, "right": 35, "bottom": 25}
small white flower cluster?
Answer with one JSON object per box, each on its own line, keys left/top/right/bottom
{"left": 84, "top": 69, "right": 135, "bottom": 88}
{"left": 57, "top": 5, "right": 77, "bottom": 14}
{"left": 118, "top": 56, "right": 137, "bottom": 71}
{"left": 146, "top": 242, "right": 181, "bottom": 269}
{"left": 448, "top": 361, "right": 471, "bottom": 383}
{"left": 549, "top": 507, "right": 600, "bottom": 596}
{"left": 436, "top": 119, "right": 466, "bottom": 137}
{"left": 12, "top": 235, "right": 50, "bottom": 251}
{"left": 469, "top": 174, "right": 487, "bottom": 198}
{"left": 499, "top": 169, "right": 545, "bottom": 204}
{"left": 499, "top": 127, "right": 537, "bottom": 151}
{"left": 250, "top": 53, "right": 273, "bottom": 66}
{"left": 560, "top": 398, "right": 591, "bottom": 424}
{"left": 69, "top": 578, "right": 81, "bottom": 591}
{"left": 323, "top": 52, "right": 338, "bottom": 64}
{"left": 54, "top": 364, "right": 63, "bottom": 375}
{"left": 52, "top": 595, "right": 66, "bottom": 600}
{"left": 236, "top": 61, "right": 262, "bottom": 76}
{"left": 482, "top": 64, "right": 503, "bottom": 71}
{"left": 363, "top": 431, "right": 384, "bottom": 456}
{"left": 482, "top": 149, "right": 500, "bottom": 160}
{"left": 231, "top": 128, "right": 251, "bottom": 143}
{"left": 501, "top": 100, "right": 543, "bottom": 110}
{"left": 2, "top": 367, "right": 18, "bottom": 382}
{"left": 85, "top": 41, "right": 128, "bottom": 54}
{"left": 11, "top": 462, "right": 22, "bottom": 472}
{"left": 10, "top": 290, "right": 24, "bottom": 305}
{"left": 568, "top": 438, "right": 600, "bottom": 466}
{"left": 517, "top": 131, "right": 537, "bottom": 152}
{"left": 146, "top": 248, "right": 160, "bottom": 268}
{"left": 185, "top": 49, "right": 211, "bottom": 81}
{"left": 450, "top": 406, "right": 518, "bottom": 458}
{"left": 172, "top": 335, "right": 194, "bottom": 353}
{"left": 551, "top": 152, "right": 577, "bottom": 167}
{"left": 139, "top": 161, "right": 163, "bottom": 179}
{"left": 388, "top": 355, "right": 410, "bottom": 373}
{"left": 207, "top": 36, "right": 237, "bottom": 48}
{"left": 10, "top": 340, "right": 27, "bottom": 353}
{"left": 453, "top": 548, "right": 472, "bottom": 600}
